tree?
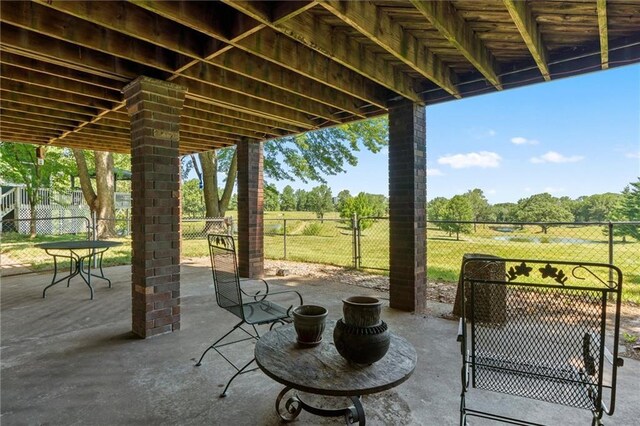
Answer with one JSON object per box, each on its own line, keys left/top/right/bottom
{"left": 574, "top": 193, "right": 621, "bottom": 222}
{"left": 514, "top": 193, "right": 574, "bottom": 233}
{"left": 280, "top": 185, "right": 296, "bottom": 211}
{"left": 427, "top": 197, "right": 449, "bottom": 221}
{"left": 611, "top": 178, "right": 640, "bottom": 241}
{"left": 442, "top": 195, "right": 474, "bottom": 240}
{"left": 182, "top": 178, "right": 205, "bottom": 218}
{"left": 0, "top": 143, "right": 73, "bottom": 238}
{"left": 464, "top": 189, "right": 495, "bottom": 229}
{"left": 295, "top": 189, "right": 309, "bottom": 211}
{"left": 339, "top": 192, "right": 386, "bottom": 230}
{"left": 307, "top": 184, "right": 333, "bottom": 220}
{"left": 264, "top": 183, "right": 280, "bottom": 211}
{"left": 335, "top": 189, "right": 352, "bottom": 213}
{"left": 189, "top": 117, "right": 388, "bottom": 218}
{"left": 492, "top": 202, "right": 517, "bottom": 222}
{"left": 73, "top": 150, "right": 119, "bottom": 238}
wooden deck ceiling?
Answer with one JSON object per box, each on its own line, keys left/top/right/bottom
{"left": 1, "top": 1, "right": 639, "bottom": 155}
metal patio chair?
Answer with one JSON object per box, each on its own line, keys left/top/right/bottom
{"left": 458, "top": 257, "right": 623, "bottom": 426}
{"left": 195, "top": 233, "right": 303, "bottom": 397}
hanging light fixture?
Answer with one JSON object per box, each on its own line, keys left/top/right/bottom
{"left": 35, "top": 146, "right": 45, "bottom": 165}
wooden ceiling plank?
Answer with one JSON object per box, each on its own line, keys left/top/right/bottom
{"left": 181, "top": 118, "right": 272, "bottom": 140}
{"left": 503, "top": 0, "right": 551, "bottom": 81}
{"left": 0, "top": 89, "right": 100, "bottom": 117}
{"left": 318, "top": 0, "right": 460, "bottom": 98}
{"left": 1, "top": 100, "right": 94, "bottom": 122}
{"left": 181, "top": 108, "right": 285, "bottom": 138}
{"left": 133, "top": 0, "right": 395, "bottom": 107}
{"left": 179, "top": 80, "right": 317, "bottom": 130}
{"left": 207, "top": 50, "right": 365, "bottom": 117}
{"left": 33, "top": 0, "right": 204, "bottom": 61}
{"left": 183, "top": 101, "right": 303, "bottom": 135}
{"left": 597, "top": 0, "right": 609, "bottom": 69}
{"left": 0, "top": 52, "right": 124, "bottom": 91}
{"left": 0, "top": 110, "right": 79, "bottom": 130}
{"left": 1, "top": 2, "right": 183, "bottom": 74}
{"left": 0, "top": 79, "right": 113, "bottom": 110}
{"left": 0, "top": 122, "right": 62, "bottom": 137}
{"left": 1, "top": 65, "right": 121, "bottom": 103}
{"left": 180, "top": 64, "right": 339, "bottom": 123}
{"left": 410, "top": 0, "right": 502, "bottom": 89}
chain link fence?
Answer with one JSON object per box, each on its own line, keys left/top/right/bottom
{"left": 2, "top": 215, "right": 638, "bottom": 302}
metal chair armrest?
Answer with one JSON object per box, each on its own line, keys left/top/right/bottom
{"left": 261, "top": 289, "right": 304, "bottom": 307}
{"left": 604, "top": 345, "right": 624, "bottom": 367}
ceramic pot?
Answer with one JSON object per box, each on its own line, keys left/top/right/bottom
{"left": 292, "top": 305, "right": 328, "bottom": 347}
{"left": 342, "top": 296, "right": 382, "bottom": 327}
{"left": 333, "top": 319, "right": 390, "bottom": 364}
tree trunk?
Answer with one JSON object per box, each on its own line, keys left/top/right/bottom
{"left": 95, "top": 151, "right": 116, "bottom": 238}
{"left": 29, "top": 202, "right": 36, "bottom": 238}
{"left": 73, "top": 150, "right": 116, "bottom": 238}
{"left": 199, "top": 149, "right": 237, "bottom": 233}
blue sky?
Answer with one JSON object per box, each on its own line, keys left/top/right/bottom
{"left": 271, "top": 63, "right": 640, "bottom": 204}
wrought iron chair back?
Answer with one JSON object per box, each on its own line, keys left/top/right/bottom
{"left": 208, "top": 234, "right": 244, "bottom": 316}
{"left": 195, "top": 233, "right": 303, "bottom": 397}
{"left": 458, "top": 257, "right": 623, "bottom": 426}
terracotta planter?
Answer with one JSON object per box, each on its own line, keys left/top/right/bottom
{"left": 292, "top": 305, "right": 328, "bottom": 347}
{"left": 342, "top": 296, "right": 382, "bottom": 327}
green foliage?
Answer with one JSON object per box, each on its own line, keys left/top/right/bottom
{"left": 264, "top": 183, "right": 280, "bottom": 211}
{"left": 427, "top": 197, "right": 449, "bottom": 221}
{"left": 295, "top": 189, "right": 309, "bottom": 211}
{"left": 612, "top": 178, "right": 640, "bottom": 241}
{"left": 573, "top": 193, "right": 621, "bottom": 222}
{"left": 514, "top": 193, "right": 574, "bottom": 233}
{"left": 492, "top": 202, "right": 518, "bottom": 222}
{"left": 441, "top": 195, "right": 474, "bottom": 240}
{"left": 182, "top": 178, "right": 205, "bottom": 218}
{"left": 264, "top": 117, "right": 388, "bottom": 183}
{"left": 280, "top": 185, "right": 296, "bottom": 211}
{"left": 335, "top": 189, "right": 352, "bottom": 213}
{"left": 307, "top": 184, "right": 333, "bottom": 219}
{"left": 464, "top": 188, "right": 495, "bottom": 222}
{"left": 339, "top": 192, "right": 387, "bottom": 230}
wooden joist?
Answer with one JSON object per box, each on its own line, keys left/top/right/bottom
{"left": 596, "top": 0, "right": 609, "bottom": 69}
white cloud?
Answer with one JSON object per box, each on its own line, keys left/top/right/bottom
{"left": 530, "top": 151, "right": 584, "bottom": 164}
{"left": 488, "top": 129, "right": 497, "bottom": 137}
{"left": 486, "top": 189, "right": 497, "bottom": 195}
{"left": 427, "top": 168, "right": 443, "bottom": 176}
{"left": 511, "top": 136, "right": 539, "bottom": 145}
{"left": 626, "top": 151, "right": 640, "bottom": 159}
{"left": 437, "top": 151, "right": 501, "bottom": 169}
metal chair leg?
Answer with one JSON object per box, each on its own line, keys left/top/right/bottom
{"left": 195, "top": 320, "right": 244, "bottom": 367}
{"left": 219, "top": 358, "right": 256, "bottom": 398}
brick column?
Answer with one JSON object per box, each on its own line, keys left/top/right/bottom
{"left": 123, "top": 76, "right": 186, "bottom": 338}
{"left": 237, "top": 138, "right": 264, "bottom": 278}
{"left": 388, "top": 101, "right": 427, "bottom": 312}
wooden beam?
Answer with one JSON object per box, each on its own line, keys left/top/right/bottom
{"left": 178, "top": 80, "right": 318, "bottom": 130}
{"left": 1, "top": 65, "right": 121, "bottom": 102}
{"left": 503, "top": 0, "right": 550, "bottom": 81}
{"left": 410, "top": 0, "right": 502, "bottom": 90}
{"left": 206, "top": 50, "right": 365, "bottom": 117}
{"left": 0, "top": 89, "right": 100, "bottom": 117}
{"left": 318, "top": 0, "right": 460, "bottom": 98}
{"left": 0, "top": 122, "right": 62, "bottom": 137}
{"left": 33, "top": 0, "right": 205, "bottom": 61}
{"left": 132, "top": 0, "right": 399, "bottom": 106}
{"left": 0, "top": 52, "right": 124, "bottom": 91}
{"left": 1, "top": 100, "right": 95, "bottom": 122}
{"left": 597, "top": 0, "right": 609, "bottom": 69}
{"left": 181, "top": 107, "right": 286, "bottom": 138}
{"left": 0, "top": 110, "right": 80, "bottom": 130}
{"left": 0, "top": 78, "right": 114, "bottom": 110}
{"left": 1, "top": 2, "right": 185, "bottom": 73}
{"left": 180, "top": 64, "right": 339, "bottom": 123}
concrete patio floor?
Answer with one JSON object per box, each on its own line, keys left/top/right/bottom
{"left": 1, "top": 262, "right": 638, "bottom": 425}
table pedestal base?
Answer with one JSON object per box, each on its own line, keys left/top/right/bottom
{"left": 275, "top": 386, "right": 365, "bottom": 425}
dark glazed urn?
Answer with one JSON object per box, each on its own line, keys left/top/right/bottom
{"left": 333, "top": 319, "right": 390, "bottom": 364}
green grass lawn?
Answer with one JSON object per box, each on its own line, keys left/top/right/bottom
{"left": 3, "top": 216, "right": 639, "bottom": 303}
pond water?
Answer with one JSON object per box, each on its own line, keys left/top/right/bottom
{"left": 492, "top": 236, "right": 598, "bottom": 244}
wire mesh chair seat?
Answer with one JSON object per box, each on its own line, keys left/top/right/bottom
{"left": 195, "top": 234, "right": 303, "bottom": 397}
{"left": 457, "top": 257, "right": 623, "bottom": 426}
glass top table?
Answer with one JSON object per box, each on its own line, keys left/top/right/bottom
{"left": 255, "top": 321, "right": 417, "bottom": 425}
{"left": 36, "top": 240, "right": 122, "bottom": 300}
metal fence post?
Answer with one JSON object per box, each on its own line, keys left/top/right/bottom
{"left": 283, "top": 218, "right": 287, "bottom": 260}
{"left": 352, "top": 213, "right": 359, "bottom": 269}
{"left": 608, "top": 222, "right": 614, "bottom": 295}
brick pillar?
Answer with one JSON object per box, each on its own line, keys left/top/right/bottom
{"left": 237, "top": 138, "right": 264, "bottom": 278}
{"left": 388, "top": 101, "right": 427, "bottom": 312}
{"left": 123, "top": 76, "right": 185, "bottom": 338}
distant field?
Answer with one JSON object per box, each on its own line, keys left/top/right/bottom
{"left": 3, "top": 213, "right": 638, "bottom": 304}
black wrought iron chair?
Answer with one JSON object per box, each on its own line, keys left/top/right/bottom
{"left": 458, "top": 257, "right": 623, "bottom": 426}
{"left": 195, "top": 233, "right": 303, "bottom": 397}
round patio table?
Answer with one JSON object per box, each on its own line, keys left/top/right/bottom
{"left": 36, "top": 240, "right": 122, "bottom": 300}
{"left": 255, "top": 321, "right": 417, "bottom": 425}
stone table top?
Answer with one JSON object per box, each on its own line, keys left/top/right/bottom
{"left": 255, "top": 321, "right": 417, "bottom": 397}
